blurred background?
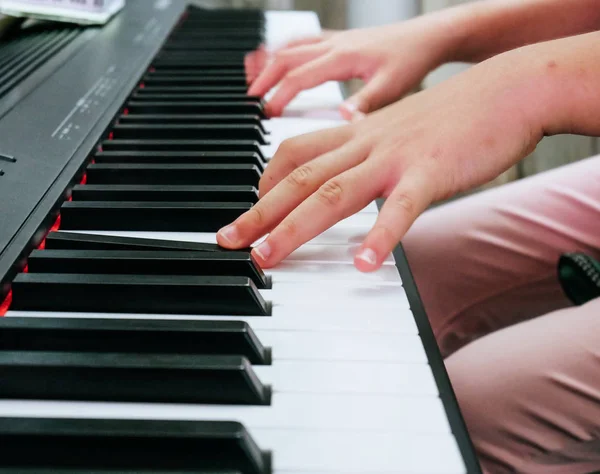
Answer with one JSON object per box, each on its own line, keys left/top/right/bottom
{"left": 193, "top": 0, "right": 598, "bottom": 193}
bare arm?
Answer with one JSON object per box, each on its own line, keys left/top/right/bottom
{"left": 443, "top": 0, "right": 600, "bottom": 62}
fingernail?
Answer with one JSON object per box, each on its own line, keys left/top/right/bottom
{"left": 355, "top": 248, "right": 377, "bottom": 266}
{"left": 341, "top": 100, "right": 358, "bottom": 115}
{"left": 351, "top": 111, "right": 366, "bottom": 122}
{"left": 253, "top": 240, "right": 272, "bottom": 262}
{"left": 218, "top": 224, "right": 239, "bottom": 245}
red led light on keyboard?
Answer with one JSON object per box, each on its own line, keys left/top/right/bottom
{"left": 0, "top": 290, "right": 12, "bottom": 316}
{"left": 50, "top": 215, "right": 61, "bottom": 232}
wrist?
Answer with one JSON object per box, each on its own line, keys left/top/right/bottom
{"left": 501, "top": 32, "right": 600, "bottom": 139}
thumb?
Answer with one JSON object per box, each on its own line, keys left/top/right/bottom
{"left": 339, "top": 71, "right": 404, "bottom": 120}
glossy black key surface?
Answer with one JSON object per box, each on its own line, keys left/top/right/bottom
{"left": 163, "top": 39, "right": 261, "bottom": 50}
{"left": 28, "top": 249, "right": 271, "bottom": 289}
{"left": 139, "top": 85, "right": 249, "bottom": 94}
{"left": 154, "top": 51, "right": 248, "bottom": 61}
{"left": 142, "top": 75, "right": 248, "bottom": 87}
{"left": 117, "top": 114, "right": 266, "bottom": 132}
{"left": 44, "top": 231, "right": 234, "bottom": 252}
{"left": 0, "top": 470, "right": 243, "bottom": 474}
{"left": 59, "top": 201, "right": 252, "bottom": 232}
{"left": 0, "top": 352, "right": 270, "bottom": 404}
{"left": 111, "top": 124, "right": 267, "bottom": 143}
{"left": 71, "top": 184, "right": 260, "bottom": 203}
{"left": 131, "top": 92, "right": 262, "bottom": 103}
{"left": 151, "top": 58, "right": 247, "bottom": 68}
{"left": 0, "top": 317, "right": 271, "bottom": 364}
{"left": 100, "top": 140, "right": 266, "bottom": 158}
{"left": 93, "top": 151, "right": 265, "bottom": 168}
{"left": 168, "top": 28, "right": 262, "bottom": 38}
{"left": 0, "top": 418, "right": 270, "bottom": 473}
{"left": 126, "top": 101, "right": 265, "bottom": 116}
{"left": 148, "top": 67, "right": 246, "bottom": 76}
{"left": 11, "top": 274, "right": 271, "bottom": 316}
{"left": 85, "top": 163, "right": 262, "bottom": 186}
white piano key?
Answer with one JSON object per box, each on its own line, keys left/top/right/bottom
{"left": 0, "top": 392, "right": 450, "bottom": 433}
{"left": 359, "top": 200, "right": 379, "bottom": 213}
{"left": 58, "top": 230, "right": 395, "bottom": 264}
{"left": 262, "top": 281, "right": 409, "bottom": 309}
{"left": 72, "top": 224, "right": 370, "bottom": 246}
{"left": 268, "top": 261, "right": 401, "bottom": 283}
{"left": 272, "top": 82, "right": 346, "bottom": 116}
{"left": 285, "top": 243, "right": 395, "bottom": 264}
{"left": 256, "top": 330, "right": 426, "bottom": 363}
{"left": 7, "top": 304, "right": 418, "bottom": 334}
{"left": 265, "top": 11, "right": 323, "bottom": 52}
{"left": 261, "top": 117, "right": 345, "bottom": 158}
{"left": 255, "top": 360, "right": 437, "bottom": 395}
{"left": 254, "top": 429, "right": 465, "bottom": 474}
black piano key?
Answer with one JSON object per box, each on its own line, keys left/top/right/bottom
{"left": 118, "top": 115, "right": 267, "bottom": 132}
{"left": 163, "top": 39, "right": 261, "bottom": 50}
{"left": 93, "top": 151, "right": 265, "bottom": 168}
{"left": 111, "top": 124, "right": 267, "bottom": 143}
{"left": 0, "top": 317, "right": 271, "bottom": 364}
{"left": 139, "top": 85, "right": 250, "bottom": 94}
{"left": 100, "top": 140, "right": 266, "bottom": 159}
{"left": 126, "top": 101, "right": 266, "bottom": 116}
{"left": 152, "top": 58, "right": 246, "bottom": 68}
{"left": 0, "top": 470, "right": 243, "bottom": 474}
{"left": 180, "top": 17, "right": 264, "bottom": 26}
{"left": 0, "top": 418, "right": 270, "bottom": 474}
{"left": 72, "top": 184, "right": 259, "bottom": 203}
{"left": 154, "top": 51, "right": 247, "bottom": 61}
{"left": 169, "top": 27, "right": 262, "bottom": 37}
{"left": 44, "top": 231, "right": 236, "bottom": 252}
{"left": 131, "top": 92, "right": 262, "bottom": 103}
{"left": 11, "top": 273, "right": 271, "bottom": 316}
{"left": 59, "top": 201, "right": 252, "bottom": 232}
{"left": 27, "top": 249, "right": 271, "bottom": 289}
{"left": 85, "top": 163, "right": 261, "bottom": 186}
{"left": 149, "top": 67, "right": 246, "bottom": 76}
{"left": 0, "top": 352, "right": 270, "bottom": 405}
{"left": 141, "top": 76, "right": 248, "bottom": 87}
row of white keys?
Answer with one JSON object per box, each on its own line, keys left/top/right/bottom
{"left": 6, "top": 224, "right": 465, "bottom": 474}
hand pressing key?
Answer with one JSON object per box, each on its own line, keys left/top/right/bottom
{"left": 247, "top": 15, "right": 457, "bottom": 119}
{"left": 218, "top": 41, "right": 560, "bottom": 271}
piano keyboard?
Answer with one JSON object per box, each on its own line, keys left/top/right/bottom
{"left": 0, "top": 2, "right": 480, "bottom": 473}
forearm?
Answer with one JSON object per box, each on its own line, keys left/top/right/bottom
{"left": 518, "top": 31, "right": 600, "bottom": 139}
{"left": 432, "top": 0, "right": 600, "bottom": 63}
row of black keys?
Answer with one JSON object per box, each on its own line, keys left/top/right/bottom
{"left": 8, "top": 232, "right": 274, "bottom": 405}
{"left": 57, "top": 2, "right": 273, "bottom": 234}
{"left": 64, "top": 70, "right": 272, "bottom": 231}
{"left": 0, "top": 7, "right": 272, "bottom": 474}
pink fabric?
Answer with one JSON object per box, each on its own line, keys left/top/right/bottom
{"left": 402, "top": 154, "right": 600, "bottom": 473}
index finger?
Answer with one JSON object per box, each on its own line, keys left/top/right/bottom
{"left": 247, "top": 43, "right": 330, "bottom": 98}
{"left": 259, "top": 123, "right": 355, "bottom": 197}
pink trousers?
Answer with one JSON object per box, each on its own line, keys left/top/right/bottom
{"left": 403, "top": 154, "right": 600, "bottom": 473}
